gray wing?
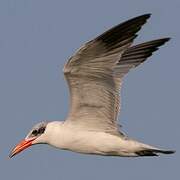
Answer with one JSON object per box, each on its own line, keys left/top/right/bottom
{"left": 115, "top": 38, "right": 170, "bottom": 78}
{"left": 113, "top": 38, "right": 170, "bottom": 123}
{"left": 63, "top": 14, "right": 168, "bottom": 135}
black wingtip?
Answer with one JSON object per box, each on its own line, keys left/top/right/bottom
{"left": 136, "top": 149, "right": 175, "bottom": 157}
{"left": 160, "top": 37, "right": 171, "bottom": 43}
{"left": 165, "top": 37, "right": 171, "bottom": 41}
{"left": 131, "top": 13, "right": 152, "bottom": 21}
{"left": 160, "top": 150, "right": 176, "bottom": 154}
{"left": 153, "top": 37, "right": 171, "bottom": 48}
{"left": 139, "top": 13, "right": 152, "bottom": 18}
{"left": 153, "top": 37, "right": 171, "bottom": 47}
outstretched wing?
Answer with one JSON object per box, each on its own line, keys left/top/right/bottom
{"left": 115, "top": 38, "right": 170, "bottom": 78}
{"left": 63, "top": 14, "right": 154, "bottom": 134}
{"left": 113, "top": 38, "right": 170, "bottom": 121}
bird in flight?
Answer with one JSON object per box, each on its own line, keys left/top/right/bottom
{"left": 10, "top": 14, "right": 175, "bottom": 158}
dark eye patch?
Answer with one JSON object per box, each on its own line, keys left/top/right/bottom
{"left": 38, "top": 127, "right": 45, "bottom": 134}
{"left": 31, "top": 126, "right": 45, "bottom": 136}
{"left": 32, "top": 129, "right": 38, "bottom": 136}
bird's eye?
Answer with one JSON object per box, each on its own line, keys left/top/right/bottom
{"left": 32, "top": 129, "right": 38, "bottom": 136}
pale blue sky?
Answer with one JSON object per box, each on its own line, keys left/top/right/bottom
{"left": 0, "top": 0, "right": 179, "bottom": 180}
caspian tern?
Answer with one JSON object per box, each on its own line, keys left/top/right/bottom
{"left": 10, "top": 14, "right": 175, "bottom": 158}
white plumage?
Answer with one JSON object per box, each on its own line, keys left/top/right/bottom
{"left": 10, "top": 14, "right": 175, "bottom": 158}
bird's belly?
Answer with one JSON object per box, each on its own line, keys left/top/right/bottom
{"left": 48, "top": 128, "right": 134, "bottom": 156}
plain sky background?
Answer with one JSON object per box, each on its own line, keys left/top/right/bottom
{"left": 0, "top": 0, "right": 179, "bottom": 179}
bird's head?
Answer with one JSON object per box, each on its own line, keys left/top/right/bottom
{"left": 9, "top": 121, "right": 48, "bottom": 158}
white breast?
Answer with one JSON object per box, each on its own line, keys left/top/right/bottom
{"left": 44, "top": 121, "right": 141, "bottom": 156}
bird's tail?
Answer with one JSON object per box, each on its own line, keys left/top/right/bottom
{"left": 135, "top": 148, "right": 175, "bottom": 156}
{"left": 125, "top": 138, "right": 175, "bottom": 157}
